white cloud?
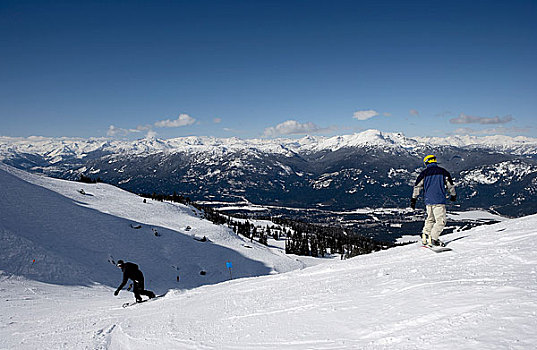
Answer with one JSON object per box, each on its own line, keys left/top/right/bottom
{"left": 353, "top": 110, "right": 379, "bottom": 121}
{"left": 107, "top": 125, "right": 141, "bottom": 137}
{"left": 135, "top": 124, "right": 153, "bottom": 132}
{"left": 452, "top": 126, "right": 530, "bottom": 135}
{"left": 450, "top": 113, "right": 514, "bottom": 125}
{"left": 107, "top": 125, "right": 158, "bottom": 139}
{"left": 107, "top": 113, "right": 196, "bottom": 139}
{"left": 145, "top": 130, "right": 158, "bottom": 139}
{"left": 107, "top": 125, "right": 122, "bottom": 137}
{"left": 155, "top": 114, "right": 196, "bottom": 128}
{"left": 263, "top": 120, "right": 324, "bottom": 137}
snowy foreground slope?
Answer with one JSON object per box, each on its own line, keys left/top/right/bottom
{"left": 1, "top": 166, "right": 537, "bottom": 349}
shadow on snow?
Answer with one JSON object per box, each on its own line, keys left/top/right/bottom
{"left": 0, "top": 168, "right": 272, "bottom": 293}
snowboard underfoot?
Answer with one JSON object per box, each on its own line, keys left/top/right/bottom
{"left": 421, "top": 244, "right": 452, "bottom": 253}
{"left": 122, "top": 294, "right": 166, "bottom": 308}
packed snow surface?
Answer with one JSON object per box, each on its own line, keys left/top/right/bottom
{"left": 1, "top": 165, "right": 537, "bottom": 349}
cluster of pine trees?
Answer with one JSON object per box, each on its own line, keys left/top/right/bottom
{"left": 272, "top": 217, "right": 390, "bottom": 259}
{"left": 141, "top": 191, "right": 194, "bottom": 206}
{"left": 78, "top": 174, "right": 101, "bottom": 184}
{"left": 139, "top": 191, "right": 392, "bottom": 259}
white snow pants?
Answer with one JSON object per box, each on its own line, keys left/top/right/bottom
{"left": 422, "top": 204, "right": 447, "bottom": 240}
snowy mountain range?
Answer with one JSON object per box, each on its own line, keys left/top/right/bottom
{"left": 2, "top": 130, "right": 537, "bottom": 157}
{"left": 1, "top": 164, "right": 536, "bottom": 349}
{"left": 2, "top": 130, "right": 537, "bottom": 216}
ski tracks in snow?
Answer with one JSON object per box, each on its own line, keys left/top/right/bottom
{"left": 93, "top": 324, "right": 118, "bottom": 349}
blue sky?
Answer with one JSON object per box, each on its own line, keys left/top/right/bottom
{"left": 1, "top": 0, "right": 536, "bottom": 139}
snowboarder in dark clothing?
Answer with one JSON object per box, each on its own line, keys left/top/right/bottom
{"left": 114, "top": 260, "right": 156, "bottom": 302}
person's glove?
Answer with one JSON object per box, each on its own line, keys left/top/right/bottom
{"left": 410, "top": 198, "right": 417, "bottom": 209}
{"left": 114, "top": 289, "right": 120, "bottom": 296}
{"left": 450, "top": 195, "right": 457, "bottom": 202}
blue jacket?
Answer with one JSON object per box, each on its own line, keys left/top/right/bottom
{"left": 412, "top": 163, "right": 456, "bottom": 205}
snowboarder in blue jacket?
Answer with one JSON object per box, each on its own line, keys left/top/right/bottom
{"left": 114, "top": 260, "right": 155, "bottom": 302}
{"left": 411, "top": 155, "right": 456, "bottom": 246}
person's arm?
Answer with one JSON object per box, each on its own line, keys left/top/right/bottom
{"left": 445, "top": 171, "right": 456, "bottom": 200}
{"left": 114, "top": 272, "right": 128, "bottom": 295}
{"left": 411, "top": 172, "right": 425, "bottom": 208}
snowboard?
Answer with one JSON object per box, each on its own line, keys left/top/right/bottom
{"left": 421, "top": 244, "right": 452, "bottom": 253}
{"left": 122, "top": 294, "right": 166, "bottom": 308}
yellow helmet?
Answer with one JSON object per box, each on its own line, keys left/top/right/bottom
{"left": 423, "top": 154, "right": 437, "bottom": 165}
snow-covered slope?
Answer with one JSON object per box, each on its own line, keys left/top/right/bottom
{"left": 0, "top": 164, "right": 302, "bottom": 291}
{"left": 1, "top": 165, "right": 536, "bottom": 349}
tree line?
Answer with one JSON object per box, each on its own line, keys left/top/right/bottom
{"left": 78, "top": 174, "right": 102, "bottom": 184}
{"left": 139, "top": 191, "right": 402, "bottom": 259}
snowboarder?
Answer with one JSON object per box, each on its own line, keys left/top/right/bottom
{"left": 114, "top": 260, "right": 155, "bottom": 302}
{"left": 411, "top": 155, "right": 456, "bottom": 247}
